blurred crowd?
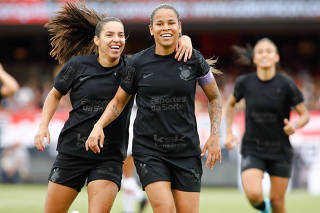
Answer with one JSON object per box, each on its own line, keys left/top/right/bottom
{"left": 0, "top": 68, "right": 318, "bottom": 113}
{"left": 196, "top": 70, "right": 320, "bottom": 112}
{"left": 0, "top": 64, "right": 71, "bottom": 112}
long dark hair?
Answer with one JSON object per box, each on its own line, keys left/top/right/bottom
{"left": 233, "top": 38, "right": 281, "bottom": 71}
{"left": 45, "top": 2, "right": 123, "bottom": 64}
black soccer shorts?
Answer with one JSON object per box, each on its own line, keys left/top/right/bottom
{"left": 133, "top": 154, "right": 203, "bottom": 192}
{"left": 241, "top": 154, "right": 293, "bottom": 178}
{"left": 48, "top": 153, "right": 123, "bottom": 192}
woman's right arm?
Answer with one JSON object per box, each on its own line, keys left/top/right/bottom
{"left": 0, "top": 63, "right": 19, "bottom": 97}
{"left": 225, "top": 95, "right": 239, "bottom": 150}
{"left": 34, "top": 88, "right": 62, "bottom": 151}
{"left": 85, "top": 87, "right": 131, "bottom": 154}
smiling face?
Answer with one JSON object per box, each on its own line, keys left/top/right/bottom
{"left": 94, "top": 21, "right": 125, "bottom": 61}
{"left": 253, "top": 40, "right": 280, "bottom": 70}
{"left": 149, "top": 8, "right": 181, "bottom": 51}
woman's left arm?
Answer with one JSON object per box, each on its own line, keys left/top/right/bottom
{"left": 176, "top": 35, "right": 192, "bottom": 62}
{"left": 200, "top": 77, "right": 222, "bottom": 169}
{"left": 283, "top": 103, "right": 310, "bottom": 136}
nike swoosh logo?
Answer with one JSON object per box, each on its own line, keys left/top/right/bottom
{"left": 143, "top": 73, "right": 154, "bottom": 79}
{"left": 79, "top": 76, "right": 91, "bottom": 82}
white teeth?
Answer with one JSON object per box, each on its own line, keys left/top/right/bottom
{"left": 110, "top": 46, "right": 120, "bottom": 49}
{"left": 161, "top": 34, "right": 172, "bottom": 38}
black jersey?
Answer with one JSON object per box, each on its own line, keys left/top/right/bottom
{"left": 54, "top": 54, "right": 133, "bottom": 161}
{"left": 233, "top": 72, "right": 303, "bottom": 160}
{"left": 120, "top": 46, "right": 210, "bottom": 158}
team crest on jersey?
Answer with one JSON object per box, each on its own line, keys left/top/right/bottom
{"left": 178, "top": 65, "right": 192, "bottom": 80}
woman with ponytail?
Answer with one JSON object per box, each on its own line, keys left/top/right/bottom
{"left": 225, "top": 38, "right": 310, "bottom": 213}
{"left": 34, "top": 2, "right": 192, "bottom": 212}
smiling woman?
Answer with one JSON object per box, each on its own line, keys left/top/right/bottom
{"left": 34, "top": 2, "right": 194, "bottom": 213}
{"left": 225, "top": 38, "right": 310, "bottom": 213}
{"left": 94, "top": 17, "right": 125, "bottom": 66}
{"left": 34, "top": 4, "right": 135, "bottom": 212}
{"left": 86, "top": 4, "right": 222, "bottom": 213}
{"left": 149, "top": 5, "right": 181, "bottom": 55}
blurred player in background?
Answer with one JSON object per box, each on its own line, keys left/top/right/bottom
{"left": 225, "top": 38, "right": 310, "bottom": 213}
{"left": 0, "top": 63, "right": 20, "bottom": 183}
{"left": 122, "top": 104, "right": 148, "bottom": 213}
{"left": 33, "top": 2, "right": 192, "bottom": 213}
{"left": 86, "top": 4, "right": 222, "bottom": 213}
{"left": 122, "top": 155, "right": 148, "bottom": 213}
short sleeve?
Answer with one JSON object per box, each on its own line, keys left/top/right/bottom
{"left": 120, "top": 56, "right": 137, "bottom": 95}
{"left": 287, "top": 79, "right": 303, "bottom": 107}
{"left": 53, "top": 59, "right": 77, "bottom": 95}
{"left": 233, "top": 76, "right": 245, "bottom": 102}
{"left": 196, "top": 51, "right": 210, "bottom": 77}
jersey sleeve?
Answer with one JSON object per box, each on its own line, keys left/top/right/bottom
{"left": 120, "top": 56, "right": 137, "bottom": 95}
{"left": 287, "top": 79, "right": 304, "bottom": 107}
{"left": 233, "top": 75, "right": 245, "bottom": 102}
{"left": 195, "top": 50, "right": 210, "bottom": 77}
{"left": 53, "top": 59, "right": 78, "bottom": 95}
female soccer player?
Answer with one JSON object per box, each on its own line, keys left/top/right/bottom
{"left": 0, "top": 63, "right": 20, "bottom": 182}
{"left": 86, "top": 4, "right": 222, "bottom": 213}
{"left": 225, "top": 38, "right": 310, "bottom": 213}
{"left": 34, "top": 2, "right": 192, "bottom": 213}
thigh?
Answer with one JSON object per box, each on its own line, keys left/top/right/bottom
{"left": 145, "top": 181, "right": 175, "bottom": 213}
{"left": 241, "top": 155, "right": 265, "bottom": 199}
{"left": 241, "top": 168, "right": 264, "bottom": 197}
{"left": 270, "top": 176, "right": 289, "bottom": 200}
{"left": 87, "top": 180, "right": 119, "bottom": 213}
{"left": 44, "top": 181, "right": 78, "bottom": 213}
{"left": 134, "top": 154, "right": 171, "bottom": 190}
{"left": 170, "top": 156, "right": 202, "bottom": 192}
{"left": 123, "top": 155, "right": 135, "bottom": 178}
{"left": 172, "top": 189, "right": 200, "bottom": 213}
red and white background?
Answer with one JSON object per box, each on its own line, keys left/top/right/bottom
{"left": 0, "top": 0, "right": 319, "bottom": 192}
{"left": 0, "top": 109, "right": 319, "bottom": 194}
{"left": 0, "top": 0, "right": 320, "bottom": 24}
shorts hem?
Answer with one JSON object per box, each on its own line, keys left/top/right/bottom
{"left": 48, "top": 180, "right": 82, "bottom": 192}
{"left": 87, "top": 178, "right": 122, "bottom": 191}
{"left": 171, "top": 186, "right": 201, "bottom": 192}
{"left": 142, "top": 178, "right": 171, "bottom": 191}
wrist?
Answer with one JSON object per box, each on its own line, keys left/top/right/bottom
{"left": 94, "top": 122, "right": 104, "bottom": 129}
{"left": 293, "top": 123, "right": 299, "bottom": 130}
{"left": 39, "top": 122, "right": 48, "bottom": 129}
{"left": 209, "top": 134, "right": 219, "bottom": 140}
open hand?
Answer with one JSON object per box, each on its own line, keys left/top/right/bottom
{"left": 201, "top": 136, "right": 221, "bottom": 169}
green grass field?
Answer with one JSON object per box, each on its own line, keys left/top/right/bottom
{"left": 0, "top": 184, "right": 319, "bottom": 213}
